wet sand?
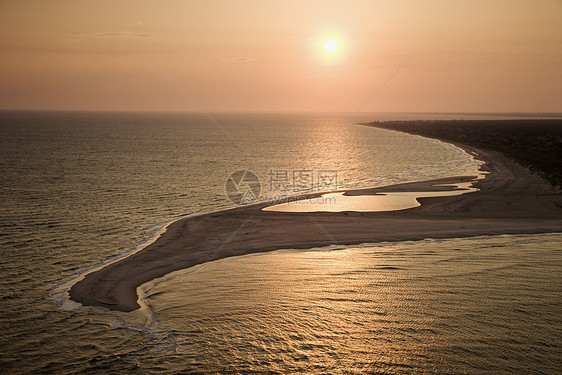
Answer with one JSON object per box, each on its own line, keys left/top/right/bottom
{"left": 69, "top": 132, "right": 562, "bottom": 312}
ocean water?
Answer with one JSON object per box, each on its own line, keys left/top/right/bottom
{"left": 0, "top": 111, "right": 560, "bottom": 373}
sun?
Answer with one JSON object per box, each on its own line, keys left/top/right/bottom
{"left": 311, "top": 33, "right": 347, "bottom": 63}
{"left": 324, "top": 39, "right": 338, "bottom": 53}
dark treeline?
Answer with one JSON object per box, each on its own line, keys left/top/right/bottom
{"left": 365, "top": 119, "right": 562, "bottom": 188}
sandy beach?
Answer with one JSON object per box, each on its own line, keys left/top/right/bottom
{"left": 69, "top": 129, "right": 562, "bottom": 312}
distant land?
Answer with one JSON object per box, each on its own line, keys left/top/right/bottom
{"left": 364, "top": 120, "right": 562, "bottom": 187}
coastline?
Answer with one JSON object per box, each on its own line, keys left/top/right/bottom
{"left": 69, "top": 126, "right": 562, "bottom": 312}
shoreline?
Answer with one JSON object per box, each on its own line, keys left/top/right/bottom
{"left": 69, "top": 126, "right": 562, "bottom": 312}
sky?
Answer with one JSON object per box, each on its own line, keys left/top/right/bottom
{"left": 1, "top": 0, "right": 561, "bottom": 113}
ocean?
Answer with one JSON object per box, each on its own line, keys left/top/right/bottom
{"left": 1, "top": 111, "right": 560, "bottom": 373}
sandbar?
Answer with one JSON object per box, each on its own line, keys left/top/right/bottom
{"left": 69, "top": 125, "right": 562, "bottom": 312}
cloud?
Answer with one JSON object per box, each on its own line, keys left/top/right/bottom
{"left": 236, "top": 57, "right": 255, "bottom": 63}
{"left": 72, "top": 32, "right": 152, "bottom": 38}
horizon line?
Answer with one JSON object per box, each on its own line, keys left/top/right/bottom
{"left": 1, "top": 109, "right": 562, "bottom": 116}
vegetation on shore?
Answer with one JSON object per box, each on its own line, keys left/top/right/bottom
{"left": 366, "top": 120, "right": 562, "bottom": 188}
